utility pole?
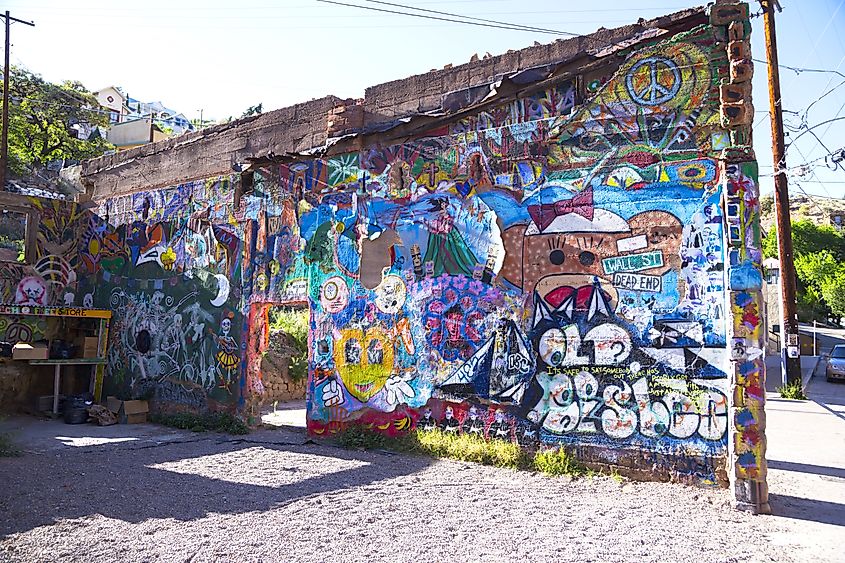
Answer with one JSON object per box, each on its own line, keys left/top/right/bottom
{"left": 761, "top": 0, "right": 801, "bottom": 384}
{"left": 0, "top": 11, "right": 34, "bottom": 191}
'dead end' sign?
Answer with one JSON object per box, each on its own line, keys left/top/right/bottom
{"left": 612, "top": 272, "right": 663, "bottom": 292}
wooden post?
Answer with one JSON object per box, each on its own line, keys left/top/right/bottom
{"left": 761, "top": 0, "right": 802, "bottom": 384}
{"left": 0, "top": 12, "right": 34, "bottom": 191}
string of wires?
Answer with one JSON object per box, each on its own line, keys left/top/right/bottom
{"left": 313, "top": 0, "right": 673, "bottom": 50}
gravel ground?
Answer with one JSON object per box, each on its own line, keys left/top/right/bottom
{"left": 0, "top": 426, "right": 836, "bottom": 563}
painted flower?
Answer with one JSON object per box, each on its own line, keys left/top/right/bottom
{"left": 468, "top": 280, "right": 484, "bottom": 295}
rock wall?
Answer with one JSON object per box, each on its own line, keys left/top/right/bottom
{"left": 260, "top": 332, "right": 307, "bottom": 402}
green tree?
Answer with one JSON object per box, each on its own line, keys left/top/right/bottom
{"left": 794, "top": 250, "right": 839, "bottom": 286}
{"left": 6, "top": 66, "right": 112, "bottom": 174}
{"left": 763, "top": 219, "right": 845, "bottom": 260}
{"left": 765, "top": 221, "right": 845, "bottom": 323}
{"left": 820, "top": 272, "right": 845, "bottom": 323}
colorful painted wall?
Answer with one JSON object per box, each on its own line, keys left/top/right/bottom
{"left": 92, "top": 168, "right": 308, "bottom": 413}
{"left": 0, "top": 195, "right": 105, "bottom": 407}
{"left": 293, "top": 13, "right": 762, "bottom": 488}
{"left": 63, "top": 3, "right": 763, "bottom": 508}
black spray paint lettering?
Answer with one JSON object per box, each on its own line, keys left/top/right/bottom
{"left": 612, "top": 272, "right": 662, "bottom": 293}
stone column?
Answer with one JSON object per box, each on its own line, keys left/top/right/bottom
{"left": 712, "top": 1, "right": 770, "bottom": 514}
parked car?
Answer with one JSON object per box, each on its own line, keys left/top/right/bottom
{"left": 826, "top": 345, "right": 845, "bottom": 383}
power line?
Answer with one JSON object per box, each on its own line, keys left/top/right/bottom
{"left": 792, "top": 142, "right": 834, "bottom": 198}
{"left": 357, "top": 0, "right": 580, "bottom": 37}
{"left": 15, "top": 4, "right": 691, "bottom": 15}
{"left": 785, "top": 115, "right": 845, "bottom": 152}
{"left": 751, "top": 0, "right": 845, "bottom": 134}
{"left": 9, "top": 95, "right": 116, "bottom": 117}
{"left": 750, "top": 58, "right": 845, "bottom": 77}
{"left": 314, "top": 0, "right": 577, "bottom": 35}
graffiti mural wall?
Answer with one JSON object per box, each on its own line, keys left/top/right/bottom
{"left": 0, "top": 195, "right": 106, "bottom": 407}
{"left": 296, "top": 22, "right": 755, "bottom": 481}
{"left": 0, "top": 196, "right": 102, "bottom": 339}
{"left": 56, "top": 5, "right": 761, "bottom": 495}
{"left": 94, "top": 168, "right": 309, "bottom": 411}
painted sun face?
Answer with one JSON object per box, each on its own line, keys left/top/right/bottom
{"left": 375, "top": 274, "right": 407, "bottom": 314}
{"left": 320, "top": 276, "right": 349, "bottom": 313}
{"left": 334, "top": 327, "right": 394, "bottom": 403}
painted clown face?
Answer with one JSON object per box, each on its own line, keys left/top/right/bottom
{"left": 333, "top": 327, "right": 393, "bottom": 403}
{"left": 320, "top": 276, "right": 350, "bottom": 313}
{"left": 15, "top": 276, "right": 48, "bottom": 306}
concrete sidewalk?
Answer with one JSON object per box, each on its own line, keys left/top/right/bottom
{"left": 763, "top": 363, "right": 845, "bottom": 560}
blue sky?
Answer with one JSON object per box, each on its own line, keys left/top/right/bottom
{"left": 5, "top": 1, "right": 845, "bottom": 198}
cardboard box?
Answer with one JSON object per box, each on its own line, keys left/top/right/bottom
{"left": 75, "top": 336, "right": 99, "bottom": 358}
{"left": 106, "top": 396, "right": 122, "bottom": 414}
{"left": 12, "top": 342, "right": 49, "bottom": 360}
{"left": 105, "top": 397, "right": 150, "bottom": 423}
{"left": 120, "top": 399, "right": 149, "bottom": 424}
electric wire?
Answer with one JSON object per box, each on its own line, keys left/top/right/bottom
{"left": 752, "top": 58, "right": 845, "bottom": 77}
{"left": 314, "top": 0, "right": 578, "bottom": 35}
{"left": 752, "top": 0, "right": 845, "bottom": 134}
{"left": 313, "top": 0, "right": 663, "bottom": 49}
{"left": 792, "top": 142, "right": 834, "bottom": 198}
{"left": 357, "top": 0, "right": 582, "bottom": 36}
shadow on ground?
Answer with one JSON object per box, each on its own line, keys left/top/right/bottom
{"left": 769, "top": 493, "right": 845, "bottom": 528}
{"left": 0, "top": 425, "right": 433, "bottom": 537}
{"left": 768, "top": 459, "right": 845, "bottom": 480}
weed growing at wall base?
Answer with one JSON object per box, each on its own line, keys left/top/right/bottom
{"left": 152, "top": 412, "right": 250, "bottom": 434}
{"left": 336, "top": 426, "right": 586, "bottom": 477}
{"left": 777, "top": 380, "right": 808, "bottom": 400}
{"left": 533, "top": 448, "right": 584, "bottom": 477}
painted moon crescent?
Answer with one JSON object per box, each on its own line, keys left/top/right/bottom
{"left": 210, "top": 274, "right": 230, "bottom": 307}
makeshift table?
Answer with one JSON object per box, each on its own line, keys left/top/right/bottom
{"left": 30, "top": 358, "right": 107, "bottom": 415}
{"left": 0, "top": 304, "right": 112, "bottom": 408}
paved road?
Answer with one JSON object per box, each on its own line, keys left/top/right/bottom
{"left": 798, "top": 323, "right": 845, "bottom": 356}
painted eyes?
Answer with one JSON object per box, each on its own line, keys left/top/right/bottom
{"left": 345, "top": 339, "right": 361, "bottom": 364}
{"left": 549, "top": 250, "right": 596, "bottom": 267}
{"left": 323, "top": 281, "right": 338, "bottom": 300}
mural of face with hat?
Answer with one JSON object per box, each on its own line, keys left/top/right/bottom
{"left": 499, "top": 186, "right": 682, "bottom": 312}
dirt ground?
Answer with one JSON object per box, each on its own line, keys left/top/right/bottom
{"left": 0, "top": 416, "right": 841, "bottom": 563}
